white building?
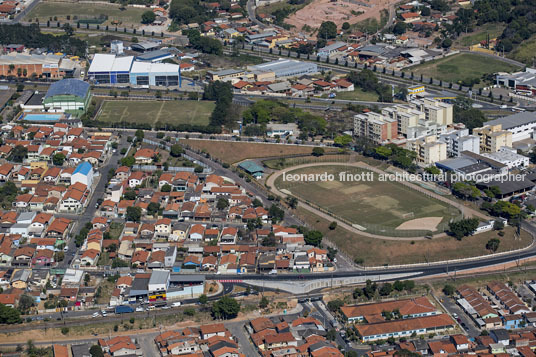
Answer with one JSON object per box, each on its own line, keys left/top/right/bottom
{"left": 439, "top": 129, "right": 480, "bottom": 157}
{"left": 481, "top": 147, "right": 530, "bottom": 169}
{"left": 485, "top": 112, "right": 536, "bottom": 142}
{"left": 71, "top": 162, "right": 94, "bottom": 187}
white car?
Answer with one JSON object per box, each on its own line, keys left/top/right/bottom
{"left": 171, "top": 302, "right": 181, "bottom": 307}
{"left": 92, "top": 312, "right": 100, "bottom": 318}
{"left": 162, "top": 305, "right": 170, "bottom": 310}
{"left": 135, "top": 306, "right": 144, "bottom": 312}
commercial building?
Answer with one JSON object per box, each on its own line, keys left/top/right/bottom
{"left": 206, "top": 68, "right": 248, "bottom": 82}
{"left": 485, "top": 112, "right": 536, "bottom": 142}
{"left": 129, "top": 61, "right": 180, "bottom": 87}
{"left": 496, "top": 68, "right": 536, "bottom": 94}
{"left": 88, "top": 54, "right": 134, "bottom": 84}
{"left": 88, "top": 54, "right": 181, "bottom": 87}
{"left": 473, "top": 125, "right": 513, "bottom": 153}
{"left": 248, "top": 59, "right": 318, "bottom": 79}
{"left": 480, "top": 147, "right": 529, "bottom": 169}
{"left": 0, "top": 53, "right": 63, "bottom": 79}
{"left": 406, "top": 136, "right": 447, "bottom": 166}
{"left": 341, "top": 297, "right": 439, "bottom": 323}
{"left": 43, "top": 78, "right": 91, "bottom": 115}
{"left": 439, "top": 128, "right": 480, "bottom": 157}
{"left": 354, "top": 112, "right": 398, "bottom": 144}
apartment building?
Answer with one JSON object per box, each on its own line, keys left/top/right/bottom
{"left": 407, "top": 136, "right": 447, "bottom": 165}
{"left": 353, "top": 112, "right": 398, "bottom": 144}
{"left": 439, "top": 128, "right": 480, "bottom": 157}
{"left": 411, "top": 98, "right": 453, "bottom": 126}
{"left": 381, "top": 105, "right": 424, "bottom": 137}
{"left": 473, "top": 124, "right": 513, "bottom": 153}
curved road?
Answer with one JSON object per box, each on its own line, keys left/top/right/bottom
{"left": 266, "top": 161, "right": 489, "bottom": 241}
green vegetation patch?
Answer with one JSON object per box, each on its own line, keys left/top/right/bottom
{"left": 404, "top": 53, "right": 520, "bottom": 86}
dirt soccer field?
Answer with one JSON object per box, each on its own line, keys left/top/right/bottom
{"left": 275, "top": 165, "right": 459, "bottom": 232}
{"left": 286, "top": 0, "right": 396, "bottom": 32}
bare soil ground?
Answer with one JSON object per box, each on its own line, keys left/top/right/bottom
{"left": 286, "top": 0, "right": 396, "bottom": 32}
{"left": 396, "top": 217, "right": 443, "bottom": 231}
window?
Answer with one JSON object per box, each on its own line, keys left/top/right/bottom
{"left": 117, "top": 74, "right": 130, "bottom": 83}
{"left": 136, "top": 76, "right": 149, "bottom": 85}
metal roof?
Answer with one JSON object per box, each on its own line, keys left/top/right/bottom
{"left": 486, "top": 111, "right": 536, "bottom": 130}
{"left": 238, "top": 160, "right": 264, "bottom": 173}
{"left": 73, "top": 161, "right": 92, "bottom": 176}
{"left": 44, "top": 79, "right": 90, "bottom": 100}
{"left": 88, "top": 54, "right": 134, "bottom": 73}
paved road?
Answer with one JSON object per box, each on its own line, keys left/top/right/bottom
{"left": 227, "top": 320, "right": 260, "bottom": 357}
{"left": 246, "top": 0, "right": 266, "bottom": 29}
{"left": 57, "top": 136, "right": 129, "bottom": 269}
{"left": 440, "top": 295, "right": 480, "bottom": 338}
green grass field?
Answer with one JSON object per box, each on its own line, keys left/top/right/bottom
{"left": 27, "top": 2, "right": 146, "bottom": 25}
{"left": 404, "top": 53, "right": 520, "bottom": 85}
{"left": 276, "top": 165, "right": 459, "bottom": 233}
{"left": 97, "top": 100, "right": 214, "bottom": 126}
{"left": 455, "top": 23, "right": 505, "bottom": 47}
{"left": 329, "top": 88, "right": 379, "bottom": 101}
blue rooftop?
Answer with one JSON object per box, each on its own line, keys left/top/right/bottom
{"left": 238, "top": 161, "right": 264, "bottom": 174}
{"left": 44, "top": 79, "right": 90, "bottom": 100}
{"left": 73, "top": 161, "right": 92, "bottom": 176}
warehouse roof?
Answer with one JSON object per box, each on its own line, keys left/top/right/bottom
{"left": 44, "top": 79, "right": 90, "bottom": 100}
{"left": 130, "top": 61, "right": 179, "bottom": 74}
{"left": 486, "top": 112, "right": 536, "bottom": 130}
{"left": 136, "top": 49, "right": 174, "bottom": 62}
{"left": 88, "top": 54, "right": 134, "bottom": 73}
{"left": 131, "top": 41, "right": 160, "bottom": 52}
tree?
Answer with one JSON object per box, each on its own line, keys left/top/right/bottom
{"left": 304, "top": 230, "right": 323, "bottom": 246}
{"left": 62, "top": 23, "right": 73, "bottom": 37}
{"left": 363, "top": 279, "right": 377, "bottom": 299}
{"left": 141, "top": 11, "right": 156, "bottom": 24}
{"left": 135, "top": 129, "right": 144, "bottom": 142}
{"left": 452, "top": 182, "right": 480, "bottom": 200}
{"left": 327, "top": 299, "right": 344, "bottom": 312}
{"left": 259, "top": 296, "right": 269, "bottom": 309}
{"left": 147, "top": 202, "right": 160, "bottom": 216}
{"left": 9, "top": 145, "right": 27, "bottom": 163}
{"left": 18, "top": 294, "right": 34, "bottom": 313}
{"left": 312, "top": 147, "right": 324, "bottom": 157}
{"left": 486, "top": 238, "right": 500, "bottom": 252}
{"left": 317, "top": 21, "right": 337, "bottom": 41}
{"left": 123, "top": 189, "right": 137, "bottom": 200}
{"left": 342, "top": 21, "right": 350, "bottom": 30}
{"left": 161, "top": 183, "right": 172, "bottom": 192}
{"left": 52, "top": 152, "right": 66, "bottom": 166}
{"left": 334, "top": 134, "right": 352, "bottom": 147}
{"left": 493, "top": 220, "right": 505, "bottom": 230}
{"left": 268, "top": 204, "right": 284, "bottom": 223}
{"left": 199, "top": 294, "right": 208, "bottom": 305}
{"left": 126, "top": 206, "right": 141, "bottom": 222}
{"left": 393, "top": 280, "right": 404, "bottom": 292}
{"left": 170, "top": 144, "right": 183, "bottom": 157}
{"left": 120, "top": 156, "right": 135, "bottom": 167}
{"left": 441, "top": 38, "right": 452, "bottom": 48}
{"left": 212, "top": 296, "right": 240, "bottom": 319}
{"left": 329, "top": 221, "right": 337, "bottom": 230}
{"left": 393, "top": 22, "right": 407, "bottom": 35}
{"left": 90, "top": 345, "right": 104, "bottom": 357}
{"left": 217, "top": 197, "right": 229, "bottom": 210}
{"left": 286, "top": 196, "right": 298, "bottom": 209}
{"left": 0, "top": 304, "right": 21, "bottom": 324}
{"left": 420, "top": 6, "right": 431, "bottom": 16}
{"left": 379, "top": 283, "right": 392, "bottom": 296}
{"left": 442, "top": 284, "right": 455, "bottom": 296}
{"left": 262, "top": 232, "right": 277, "bottom": 247}
{"left": 448, "top": 218, "right": 479, "bottom": 240}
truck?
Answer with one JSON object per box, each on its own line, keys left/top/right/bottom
{"left": 114, "top": 305, "right": 134, "bottom": 314}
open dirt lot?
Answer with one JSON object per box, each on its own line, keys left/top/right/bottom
{"left": 182, "top": 139, "right": 338, "bottom": 164}
{"left": 297, "top": 207, "right": 533, "bottom": 265}
{"left": 286, "top": 0, "right": 396, "bottom": 32}
{"left": 396, "top": 217, "right": 443, "bottom": 231}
